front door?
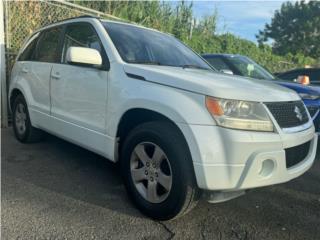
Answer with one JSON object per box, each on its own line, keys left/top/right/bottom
{"left": 50, "top": 23, "right": 109, "bottom": 134}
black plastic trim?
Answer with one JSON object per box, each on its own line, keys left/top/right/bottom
{"left": 125, "top": 71, "right": 203, "bottom": 95}
{"left": 126, "top": 73, "right": 146, "bottom": 80}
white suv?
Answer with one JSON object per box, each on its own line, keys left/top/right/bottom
{"left": 9, "top": 16, "right": 317, "bottom": 220}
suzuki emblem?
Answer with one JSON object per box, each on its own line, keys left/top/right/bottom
{"left": 294, "top": 106, "right": 303, "bottom": 121}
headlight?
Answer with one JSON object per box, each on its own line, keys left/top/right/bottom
{"left": 298, "top": 93, "right": 319, "bottom": 100}
{"left": 205, "top": 96, "right": 274, "bottom": 132}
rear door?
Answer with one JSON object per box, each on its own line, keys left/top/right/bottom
{"left": 28, "top": 26, "right": 63, "bottom": 115}
{"left": 50, "top": 22, "right": 109, "bottom": 134}
{"left": 14, "top": 32, "right": 40, "bottom": 102}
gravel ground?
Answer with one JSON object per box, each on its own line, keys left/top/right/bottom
{"left": 1, "top": 128, "right": 320, "bottom": 240}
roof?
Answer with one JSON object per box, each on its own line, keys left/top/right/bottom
{"left": 32, "top": 15, "right": 100, "bottom": 33}
{"left": 100, "top": 19, "right": 168, "bottom": 35}
{"left": 31, "top": 15, "right": 167, "bottom": 37}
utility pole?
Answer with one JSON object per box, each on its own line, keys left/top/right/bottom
{"left": 189, "top": 18, "right": 195, "bottom": 40}
{"left": 1, "top": 0, "right": 8, "bottom": 128}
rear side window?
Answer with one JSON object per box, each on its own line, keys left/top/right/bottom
{"left": 35, "top": 27, "right": 62, "bottom": 63}
{"left": 62, "top": 23, "right": 104, "bottom": 64}
{"left": 18, "top": 34, "right": 39, "bottom": 61}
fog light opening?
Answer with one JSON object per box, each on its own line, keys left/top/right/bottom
{"left": 259, "top": 159, "right": 275, "bottom": 178}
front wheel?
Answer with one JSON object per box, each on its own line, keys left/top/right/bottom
{"left": 121, "top": 121, "right": 200, "bottom": 220}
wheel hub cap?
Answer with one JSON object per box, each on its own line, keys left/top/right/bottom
{"left": 15, "top": 103, "right": 27, "bottom": 135}
{"left": 130, "top": 142, "right": 172, "bottom": 203}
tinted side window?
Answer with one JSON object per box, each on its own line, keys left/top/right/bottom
{"left": 308, "top": 70, "right": 320, "bottom": 81}
{"left": 18, "top": 34, "right": 39, "bottom": 61}
{"left": 205, "top": 57, "right": 230, "bottom": 71}
{"left": 62, "top": 23, "right": 104, "bottom": 64}
{"left": 279, "top": 72, "right": 297, "bottom": 81}
{"left": 35, "top": 27, "right": 62, "bottom": 63}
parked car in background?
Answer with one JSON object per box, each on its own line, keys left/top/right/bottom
{"left": 275, "top": 68, "right": 320, "bottom": 85}
{"left": 202, "top": 54, "right": 320, "bottom": 132}
{"left": 9, "top": 17, "right": 317, "bottom": 220}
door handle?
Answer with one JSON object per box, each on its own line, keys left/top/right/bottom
{"left": 22, "top": 67, "right": 28, "bottom": 73}
{"left": 51, "top": 72, "right": 60, "bottom": 80}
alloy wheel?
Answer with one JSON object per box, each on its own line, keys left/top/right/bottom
{"left": 130, "top": 142, "right": 172, "bottom": 203}
{"left": 15, "top": 103, "right": 27, "bottom": 135}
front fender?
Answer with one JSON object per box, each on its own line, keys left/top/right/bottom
{"left": 106, "top": 78, "right": 216, "bottom": 137}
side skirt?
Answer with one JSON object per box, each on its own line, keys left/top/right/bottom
{"left": 29, "top": 108, "right": 116, "bottom": 162}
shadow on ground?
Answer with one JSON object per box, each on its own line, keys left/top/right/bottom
{"left": 3, "top": 129, "right": 140, "bottom": 217}
{"left": 2, "top": 128, "right": 320, "bottom": 239}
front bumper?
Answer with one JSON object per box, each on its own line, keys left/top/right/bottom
{"left": 180, "top": 123, "right": 317, "bottom": 191}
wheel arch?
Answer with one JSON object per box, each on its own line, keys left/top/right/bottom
{"left": 115, "top": 108, "right": 191, "bottom": 163}
{"left": 9, "top": 88, "right": 24, "bottom": 113}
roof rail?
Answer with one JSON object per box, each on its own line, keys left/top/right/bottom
{"left": 50, "top": 15, "right": 99, "bottom": 25}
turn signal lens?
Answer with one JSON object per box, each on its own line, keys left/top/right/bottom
{"left": 297, "top": 75, "right": 310, "bottom": 85}
{"left": 205, "top": 97, "right": 224, "bottom": 116}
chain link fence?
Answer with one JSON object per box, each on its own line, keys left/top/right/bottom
{"left": 2, "top": 0, "right": 121, "bottom": 126}
{"left": 4, "top": 0, "right": 121, "bottom": 78}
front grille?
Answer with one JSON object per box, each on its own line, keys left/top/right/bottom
{"left": 307, "top": 106, "right": 319, "bottom": 118}
{"left": 285, "top": 141, "right": 311, "bottom": 168}
{"left": 265, "top": 101, "right": 309, "bottom": 128}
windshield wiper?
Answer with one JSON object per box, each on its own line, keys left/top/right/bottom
{"left": 128, "top": 60, "right": 162, "bottom": 65}
{"left": 129, "top": 61, "right": 183, "bottom": 68}
{"left": 129, "top": 61, "right": 210, "bottom": 70}
{"left": 181, "top": 64, "right": 210, "bottom": 70}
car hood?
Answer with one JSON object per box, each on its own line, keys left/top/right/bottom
{"left": 123, "top": 64, "right": 300, "bottom": 102}
{"left": 276, "top": 81, "right": 320, "bottom": 95}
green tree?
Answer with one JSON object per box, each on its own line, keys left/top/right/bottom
{"left": 171, "top": 1, "right": 193, "bottom": 41}
{"left": 75, "top": 0, "right": 317, "bottom": 71}
{"left": 257, "top": 1, "right": 320, "bottom": 59}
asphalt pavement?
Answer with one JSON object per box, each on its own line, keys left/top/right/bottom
{"left": 1, "top": 128, "right": 320, "bottom": 240}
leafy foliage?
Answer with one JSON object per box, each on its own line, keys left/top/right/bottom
{"left": 76, "top": 0, "right": 317, "bottom": 73}
{"left": 257, "top": 1, "right": 320, "bottom": 60}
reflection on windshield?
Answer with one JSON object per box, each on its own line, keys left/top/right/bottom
{"left": 226, "top": 56, "right": 275, "bottom": 80}
{"left": 103, "top": 22, "right": 212, "bottom": 70}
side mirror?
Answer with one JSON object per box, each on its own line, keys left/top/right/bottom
{"left": 66, "top": 46, "right": 102, "bottom": 67}
{"left": 296, "top": 75, "right": 310, "bottom": 85}
{"left": 220, "top": 69, "right": 233, "bottom": 75}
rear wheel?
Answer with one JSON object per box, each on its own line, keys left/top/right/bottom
{"left": 12, "top": 94, "right": 44, "bottom": 143}
{"left": 121, "top": 121, "right": 200, "bottom": 220}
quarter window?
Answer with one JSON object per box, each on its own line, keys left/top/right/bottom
{"left": 35, "top": 27, "right": 62, "bottom": 63}
{"left": 18, "top": 33, "right": 39, "bottom": 61}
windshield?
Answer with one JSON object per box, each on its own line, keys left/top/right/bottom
{"left": 103, "top": 22, "right": 212, "bottom": 70}
{"left": 226, "top": 55, "right": 276, "bottom": 80}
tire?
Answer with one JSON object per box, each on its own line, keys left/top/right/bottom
{"left": 12, "top": 94, "right": 44, "bottom": 143}
{"left": 121, "top": 121, "right": 200, "bottom": 220}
